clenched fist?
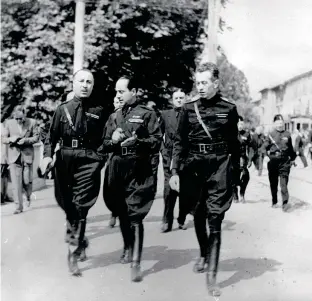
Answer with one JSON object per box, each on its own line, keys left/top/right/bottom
{"left": 169, "top": 175, "right": 180, "bottom": 192}
{"left": 112, "top": 128, "right": 125, "bottom": 144}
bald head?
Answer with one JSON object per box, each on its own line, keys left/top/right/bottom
{"left": 73, "top": 69, "right": 94, "bottom": 98}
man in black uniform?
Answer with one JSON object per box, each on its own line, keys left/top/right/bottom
{"left": 169, "top": 63, "right": 240, "bottom": 297}
{"left": 103, "top": 75, "right": 162, "bottom": 282}
{"left": 295, "top": 129, "right": 308, "bottom": 168}
{"left": 159, "top": 88, "right": 187, "bottom": 233}
{"left": 40, "top": 69, "right": 107, "bottom": 276}
{"left": 262, "top": 114, "right": 296, "bottom": 212}
{"left": 106, "top": 97, "right": 122, "bottom": 228}
{"left": 233, "top": 116, "right": 253, "bottom": 203}
{"left": 251, "top": 125, "right": 266, "bottom": 176}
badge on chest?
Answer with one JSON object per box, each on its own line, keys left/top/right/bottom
{"left": 216, "top": 113, "right": 228, "bottom": 119}
{"left": 128, "top": 115, "right": 144, "bottom": 123}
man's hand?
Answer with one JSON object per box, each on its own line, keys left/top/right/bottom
{"left": 39, "top": 157, "right": 53, "bottom": 175}
{"left": 9, "top": 136, "right": 19, "bottom": 143}
{"left": 247, "top": 161, "right": 252, "bottom": 168}
{"left": 120, "top": 131, "right": 137, "bottom": 147}
{"left": 17, "top": 138, "right": 26, "bottom": 145}
{"left": 296, "top": 151, "right": 299, "bottom": 156}
{"left": 169, "top": 175, "right": 180, "bottom": 192}
{"left": 112, "top": 128, "right": 125, "bottom": 144}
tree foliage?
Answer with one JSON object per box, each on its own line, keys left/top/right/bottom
{"left": 1, "top": 0, "right": 257, "bottom": 127}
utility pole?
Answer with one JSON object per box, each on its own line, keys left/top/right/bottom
{"left": 201, "top": 0, "right": 221, "bottom": 64}
{"left": 73, "top": 0, "right": 85, "bottom": 73}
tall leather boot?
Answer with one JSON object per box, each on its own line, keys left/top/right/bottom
{"left": 67, "top": 218, "right": 87, "bottom": 276}
{"left": 130, "top": 222, "right": 144, "bottom": 282}
{"left": 119, "top": 214, "right": 132, "bottom": 264}
{"left": 193, "top": 211, "right": 208, "bottom": 273}
{"left": 206, "top": 232, "right": 221, "bottom": 297}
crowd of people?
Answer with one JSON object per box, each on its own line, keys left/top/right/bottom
{"left": 1, "top": 62, "right": 312, "bottom": 297}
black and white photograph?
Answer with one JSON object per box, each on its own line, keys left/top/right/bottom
{"left": 1, "top": 0, "right": 312, "bottom": 300}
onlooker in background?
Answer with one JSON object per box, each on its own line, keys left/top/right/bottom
{"left": 307, "top": 128, "right": 312, "bottom": 164}
{"left": 295, "top": 129, "right": 308, "bottom": 168}
{"left": 2, "top": 105, "right": 39, "bottom": 214}
{"left": 251, "top": 125, "right": 266, "bottom": 176}
{"left": 1, "top": 122, "right": 12, "bottom": 204}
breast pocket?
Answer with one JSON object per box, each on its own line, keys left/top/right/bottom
{"left": 127, "top": 118, "right": 145, "bottom": 134}
{"left": 60, "top": 116, "right": 71, "bottom": 134}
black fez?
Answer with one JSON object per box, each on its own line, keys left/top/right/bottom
{"left": 273, "top": 114, "right": 284, "bottom": 122}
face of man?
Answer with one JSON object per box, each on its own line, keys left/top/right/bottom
{"left": 274, "top": 119, "right": 284, "bottom": 131}
{"left": 73, "top": 70, "right": 94, "bottom": 99}
{"left": 237, "top": 120, "right": 245, "bottom": 132}
{"left": 172, "top": 90, "right": 186, "bottom": 108}
{"left": 113, "top": 97, "right": 120, "bottom": 110}
{"left": 255, "top": 126, "right": 263, "bottom": 135}
{"left": 14, "top": 110, "right": 25, "bottom": 125}
{"left": 115, "top": 78, "right": 136, "bottom": 106}
{"left": 195, "top": 70, "right": 219, "bottom": 99}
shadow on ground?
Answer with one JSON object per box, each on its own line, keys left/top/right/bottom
{"left": 81, "top": 242, "right": 281, "bottom": 288}
{"left": 81, "top": 245, "right": 198, "bottom": 275}
{"left": 219, "top": 257, "right": 282, "bottom": 288}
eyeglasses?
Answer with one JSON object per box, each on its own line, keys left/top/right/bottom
{"left": 15, "top": 118, "right": 23, "bottom": 121}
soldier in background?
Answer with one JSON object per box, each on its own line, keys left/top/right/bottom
{"left": 105, "top": 96, "right": 122, "bottom": 228}
{"left": 233, "top": 116, "right": 253, "bottom": 203}
{"left": 251, "top": 125, "right": 266, "bottom": 176}
{"left": 40, "top": 70, "right": 107, "bottom": 276}
{"left": 169, "top": 63, "right": 240, "bottom": 297}
{"left": 103, "top": 75, "right": 162, "bottom": 282}
{"left": 262, "top": 114, "right": 296, "bottom": 212}
{"left": 294, "top": 129, "right": 308, "bottom": 168}
{"left": 159, "top": 88, "right": 187, "bottom": 232}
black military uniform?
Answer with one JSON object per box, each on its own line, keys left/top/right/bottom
{"left": 171, "top": 93, "right": 240, "bottom": 294}
{"left": 44, "top": 96, "right": 107, "bottom": 275}
{"left": 234, "top": 129, "right": 253, "bottom": 203}
{"left": 103, "top": 100, "right": 162, "bottom": 282}
{"left": 103, "top": 107, "right": 120, "bottom": 228}
{"left": 159, "top": 107, "right": 187, "bottom": 232}
{"left": 262, "top": 120, "right": 296, "bottom": 211}
{"left": 251, "top": 132, "right": 266, "bottom": 175}
{"left": 295, "top": 133, "right": 308, "bottom": 167}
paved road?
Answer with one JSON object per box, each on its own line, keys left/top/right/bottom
{"left": 2, "top": 167, "right": 312, "bottom": 301}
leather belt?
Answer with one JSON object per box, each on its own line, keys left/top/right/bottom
{"left": 116, "top": 146, "right": 136, "bottom": 156}
{"left": 60, "top": 138, "right": 97, "bottom": 150}
{"left": 268, "top": 151, "right": 287, "bottom": 158}
{"left": 190, "top": 142, "right": 228, "bottom": 154}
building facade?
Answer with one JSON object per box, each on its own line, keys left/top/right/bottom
{"left": 253, "top": 70, "right": 312, "bottom": 133}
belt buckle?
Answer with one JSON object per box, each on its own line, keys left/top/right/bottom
{"left": 199, "top": 144, "right": 207, "bottom": 154}
{"left": 72, "top": 139, "right": 78, "bottom": 148}
{"left": 122, "top": 147, "right": 128, "bottom": 155}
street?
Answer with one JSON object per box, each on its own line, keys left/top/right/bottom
{"left": 1, "top": 163, "right": 312, "bottom": 301}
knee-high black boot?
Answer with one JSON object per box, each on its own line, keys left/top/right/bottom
{"left": 206, "top": 231, "right": 221, "bottom": 297}
{"left": 119, "top": 214, "right": 132, "bottom": 264}
{"left": 130, "top": 222, "right": 144, "bottom": 282}
{"left": 193, "top": 210, "right": 208, "bottom": 273}
{"left": 67, "top": 218, "right": 87, "bottom": 276}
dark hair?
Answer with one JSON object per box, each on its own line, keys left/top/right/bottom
{"left": 171, "top": 87, "right": 185, "bottom": 94}
{"left": 118, "top": 75, "right": 139, "bottom": 91}
{"left": 73, "top": 69, "right": 93, "bottom": 79}
{"left": 273, "top": 114, "right": 284, "bottom": 122}
{"left": 238, "top": 115, "right": 244, "bottom": 121}
{"left": 195, "top": 62, "right": 219, "bottom": 80}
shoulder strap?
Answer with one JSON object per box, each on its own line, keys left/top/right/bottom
{"left": 268, "top": 134, "right": 280, "bottom": 150}
{"left": 194, "top": 102, "right": 212, "bottom": 139}
{"left": 63, "top": 106, "right": 76, "bottom": 132}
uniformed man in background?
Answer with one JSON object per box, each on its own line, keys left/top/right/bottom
{"left": 105, "top": 96, "right": 122, "bottom": 228}
{"left": 294, "top": 128, "right": 308, "bottom": 168}
{"left": 159, "top": 88, "right": 187, "bottom": 233}
{"left": 169, "top": 63, "right": 240, "bottom": 297}
{"left": 233, "top": 116, "right": 253, "bottom": 203}
{"left": 262, "top": 114, "right": 296, "bottom": 212}
{"left": 103, "top": 75, "right": 162, "bottom": 282}
{"left": 40, "top": 69, "right": 107, "bottom": 276}
{"left": 251, "top": 125, "right": 266, "bottom": 176}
